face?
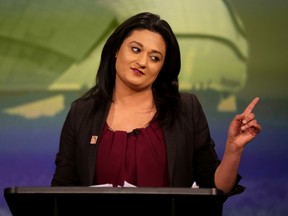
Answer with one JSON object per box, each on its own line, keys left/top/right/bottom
{"left": 115, "top": 29, "right": 166, "bottom": 92}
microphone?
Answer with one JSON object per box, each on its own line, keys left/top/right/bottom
{"left": 132, "top": 129, "right": 140, "bottom": 137}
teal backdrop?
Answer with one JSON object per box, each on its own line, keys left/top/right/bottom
{"left": 1, "top": 0, "right": 287, "bottom": 215}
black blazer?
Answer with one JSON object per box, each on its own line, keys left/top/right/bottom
{"left": 51, "top": 92, "right": 239, "bottom": 190}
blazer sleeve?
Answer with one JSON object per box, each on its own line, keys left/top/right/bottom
{"left": 185, "top": 93, "right": 221, "bottom": 187}
{"left": 51, "top": 100, "right": 81, "bottom": 186}
{"left": 51, "top": 96, "right": 101, "bottom": 186}
{"left": 183, "top": 93, "right": 245, "bottom": 196}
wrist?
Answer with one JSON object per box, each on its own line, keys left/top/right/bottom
{"left": 225, "top": 141, "right": 244, "bottom": 155}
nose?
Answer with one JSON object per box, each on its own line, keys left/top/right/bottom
{"left": 137, "top": 53, "right": 147, "bottom": 68}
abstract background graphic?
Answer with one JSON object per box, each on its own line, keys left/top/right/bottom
{"left": 0, "top": 0, "right": 287, "bottom": 215}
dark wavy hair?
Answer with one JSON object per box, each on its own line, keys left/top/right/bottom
{"left": 82, "top": 12, "right": 182, "bottom": 127}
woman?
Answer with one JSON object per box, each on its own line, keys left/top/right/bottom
{"left": 51, "top": 12, "right": 261, "bottom": 195}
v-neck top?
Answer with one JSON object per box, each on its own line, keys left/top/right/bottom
{"left": 94, "top": 118, "right": 169, "bottom": 187}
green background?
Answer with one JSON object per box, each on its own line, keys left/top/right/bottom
{"left": 1, "top": 0, "right": 287, "bottom": 215}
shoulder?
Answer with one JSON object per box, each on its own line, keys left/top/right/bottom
{"left": 71, "top": 95, "right": 96, "bottom": 110}
{"left": 179, "top": 92, "right": 203, "bottom": 109}
{"left": 69, "top": 95, "right": 110, "bottom": 119}
{"left": 66, "top": 95, "right": 102, "bottom": 121}
{"left": 178, "top": 92, "right": 207, "bottom": 124}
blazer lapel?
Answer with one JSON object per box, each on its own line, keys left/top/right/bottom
{"left": 163, "top": 123, "right": 180, "bottom": 186}
{"left": 88, "top": 101, "right": 111, "bottom": 184}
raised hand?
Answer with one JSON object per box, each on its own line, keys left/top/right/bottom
{"left": 227, "top": 97, "right": 262, "bottom": 150}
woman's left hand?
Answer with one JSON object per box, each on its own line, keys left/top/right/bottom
{"left": 227, "top": 97, "right": 262, "bottom": 150}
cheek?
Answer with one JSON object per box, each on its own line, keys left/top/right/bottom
{"left": 115, "top": 54, "right": 126, "bottom": 73}
{"left": 151, "top": 63, "right": 164, "bottom": 77}
{"left": 115, "top": 51, "right": 130, "bottom": 71}
{"left": 148, "top": 65, "right": 163, "bottom": 82}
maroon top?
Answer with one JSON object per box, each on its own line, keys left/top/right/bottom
{"left": 94, "top": 118, "right": 169, "bottom": 187}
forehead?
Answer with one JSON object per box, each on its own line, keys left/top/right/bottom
{"left": 123, "top": 29, "right": 166, "bottom": 51}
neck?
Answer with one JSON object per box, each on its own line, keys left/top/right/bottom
{"left": 113, "top": 87, "right": 154, "bottom": 108}
{"left": 107, "top": 87, "right": 156, "bottom": 131}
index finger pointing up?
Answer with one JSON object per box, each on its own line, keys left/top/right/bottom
{"left": 243, "top": 97, "right": 260, "bottom": 115}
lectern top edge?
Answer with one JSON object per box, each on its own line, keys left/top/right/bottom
{"left": 4, "top": 186, "right": 223, "bottom": 196}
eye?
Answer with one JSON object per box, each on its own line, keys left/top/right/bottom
{"left": 131, "top": 47, "right": 141, "bottom": 53}
{"left": 151, "top": 55, "right": 160, "bottom": 62}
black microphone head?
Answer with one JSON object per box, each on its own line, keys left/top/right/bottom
{"left": 132, "top": 129, "right": 140, "bottom": 137}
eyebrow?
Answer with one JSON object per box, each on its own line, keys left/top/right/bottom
{"left": 129, "top": 41, "right": 163, "bottom": 57}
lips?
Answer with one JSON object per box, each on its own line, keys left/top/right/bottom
{"left": 131, "top": 68, "right": 144, "bottom": 75}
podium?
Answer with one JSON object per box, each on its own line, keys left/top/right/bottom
{"left": 4, "top": 186, "right": 224, "bottom": 216}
